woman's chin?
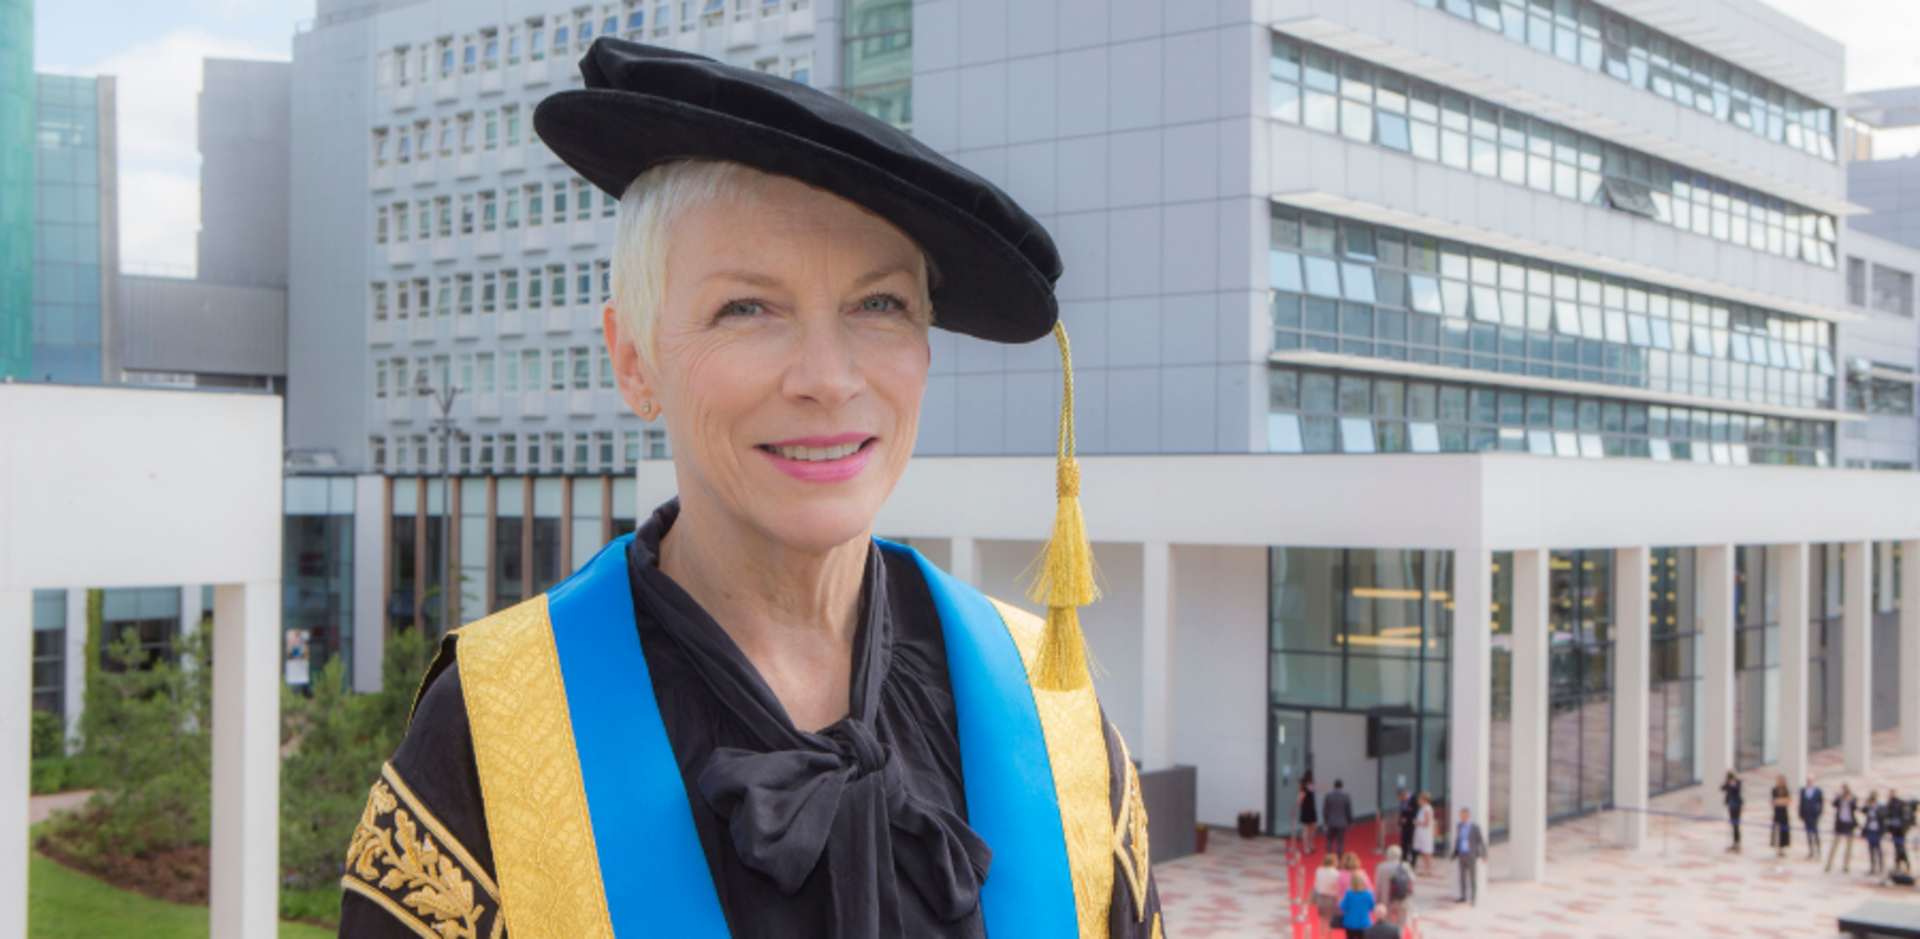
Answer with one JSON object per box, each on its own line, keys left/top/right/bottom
{"left": 747, "top": 498, "right": 884, "bottom": 553}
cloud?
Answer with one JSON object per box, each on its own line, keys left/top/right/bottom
{"left": 119, "top": 168, "right": 202, "bottom": 271}
{"left": 68, "top": 26, "right": 286, "bottom": 269}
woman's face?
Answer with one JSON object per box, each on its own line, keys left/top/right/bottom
{"left": 611, "top": 174, "right": 932, "bottom": 553}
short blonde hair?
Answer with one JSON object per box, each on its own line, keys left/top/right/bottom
{"left": 609, "top": 159, "right": 770, "bottom": 366}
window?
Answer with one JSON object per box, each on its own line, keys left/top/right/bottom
{"left": 372, "top": 436, "right": 388, "bottom": 472}
{"left": 438, "top": 38, "right": 454, "bottom": 79}
{"left": 599, "top": 347, "right": 615, "bottom": 389}
{"left": 625, "top": 2, "right": 646, "bottom": 36}
{"left": 460, "top": 194, "right": 476, "bottom": 235}
{"left": 602, "top": 189, "right": 616, "bottom": 218}
{"left": 646, "top": 428, "right": 671, "bottom": 459}
{"left": 507, "top": 25, "right": 523, "bottom": 66}
{"left": 373, "top": 282, "right": 389, "bottom": 322}
{"left": 373, "top": 128, "right": 390, "bottom": 167}
{"left": 571, "top": 347, "right": 592, "bottom": 389}
{"left": 655, "top": 4, "right": 671, "bottom": 36}
{"left": 416, "top": 198, "right": 431, "bottom": 240}
{"left": 481, "top": 190, "right": 498, "bottom": 232}
{"left": 435, "top": 196, "right": 453, "bottom": 238}
{"left": 481, "top": 271, "right": 497, "bottom": 313}
{"left": 549, "top": 263, "right": 568, "bottom": 308}
{"left": 458, "top": 113, "right": 475, "bottom": 153}
{"left": 526, "top": 182, "right": 544, "bottom": 227}
{"left": 576, "top": 262, "right": 594, "bottom": 306}
{"left": 573, "top": 432, "right": 592, "bottom": 470}
{"left": 596, "top": 259, "right": 611, "bottom": 300}
{"left": 462, "top": 35, "right": 478, "bottom": 75}
{"left": 375, "top": 205, "right": 390, "bottom": 245}
{"left": 789, "top": 54, "right": 812, "bottom": 86}
{"left": 552, "top": 181, "right": 567, "bottom": 221}
{"left": 437, "top": 118, "right": 453, "bottom": 157}
{"left": 457, "top": 353, "right": 474, "bottom": 392}
{"left": 681, "top": 0, "right": 696, "bottom": 32}
{"left": 504, "top": 105, "right": 522, "bottom": 148}
{"left": 624, "top": 430, "right": 641, "bottom": 466}
{"left": 413, "top": 278, "right": 430, "bottom": 318}
{"left": 503, "top": 350, "right": 521, "bottom": 394}
{"left": 397, "top": 131, "right": 412, "bottom": 165}
{"left": 1872, "top": 264, "right": 1914, "bottom": 318}
{"left": 520, "top": 349, "right": 541, "bottom": 394}
{"left": 504, "top": 269, "right": 521, "bottom": 311}
{"left": 483, "top": 110, "right": 499, "bottom": 151}
{"left": 394, "top": 202, "right": 410, "bottom": 241}
{"left": 436, "top": 275, "right": 453, "bottom": 317}
{"left": 375, "top": 359, "right": 389, "bottom": 399}
{"left": 596, "top": 430, "right": 615, "bottom": 467}
{"left": 550, "top": 348, "right": 568, "bottom": 391}
{"left": 457, "top": 273, "right": 474, "bottom": 316}
{"left": 577, "top": 10, "right": 595, "bottom": 47}
{"left": 414, "top": 121, "right": 431, "bottom": 163}
{"left": 482, "top": 28, "right": 499, "bottom": 70}
{"left": 396, "top": 283, "right": 412, "bottom": 321}
{"left": 478, "top": 352, "right": 496, "bottom": 394}
{"left": 1848, "top": 257, "right": 1867, "bottom": 306}
{"left": 573, "top": 179, "right": 592, "bottom": 221}
{"left": 528, "top": 268, "right": 544, "bottom": 309}
{"left": 548, "top": 431, "right": 567, "bottom": 470}
{"left": 504, "top": 187, "right": 521, "bottom": 230}
{"left": 529, "top": 20, "right": 546, "bottom": 61}
{"left": 501, "top": 435, "right": 519, "bottom": 476}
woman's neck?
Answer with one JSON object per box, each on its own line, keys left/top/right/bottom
{"left": 658, "top": 499, "right": 870, "bottom": 732}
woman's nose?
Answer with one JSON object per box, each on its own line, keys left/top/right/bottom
{"left": 781, "top": 315, "right": 864, "bottom": 408}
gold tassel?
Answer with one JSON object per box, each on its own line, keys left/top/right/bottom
{"left": 1027, "top": 322, "right": 1098, "bottom": 691}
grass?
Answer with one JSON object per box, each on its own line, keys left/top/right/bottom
{"left": 29, "top": 851, "right": 335, "bottom": 939}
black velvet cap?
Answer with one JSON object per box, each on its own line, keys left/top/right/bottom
{"left": 533, "top": 38, "right": 1062, "bottom": 344}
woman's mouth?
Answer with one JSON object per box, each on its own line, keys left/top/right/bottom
{"left": 756, "top": 435, "right": 877, "bottom": 482}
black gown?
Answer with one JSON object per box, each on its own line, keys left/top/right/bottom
{"left": 340, "top": 501, "right": 1163, "bottom": 938}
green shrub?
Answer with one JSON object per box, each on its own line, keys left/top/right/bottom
{"left": 278, "top": 626, "right": 432, "bottom": 893}
{"left": 31, "top": 710, "right": 64, "bottom": 760}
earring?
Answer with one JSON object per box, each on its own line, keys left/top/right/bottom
{"left": 639, "top": 401, "right": 653, "bottom": 417}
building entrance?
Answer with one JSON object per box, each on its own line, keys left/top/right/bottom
{"left": 1269, "top": 705, "right": 1426, "bottom": 845}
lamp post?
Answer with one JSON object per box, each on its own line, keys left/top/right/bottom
{"left": 415, "top": 368, "right": 461, "bottom": 639}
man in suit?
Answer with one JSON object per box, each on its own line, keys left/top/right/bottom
{"left": 1799, "top": 774, "right": 1825, "bottom": 860}
{"left": 1452, "top": 807, "right": 1488, "bottom": 906}
{"left": 1323, "top": 779, "right": 1354, "bottom": 858}
{"left": 1397, "top": 788, "right": 1417, "bottom": 858}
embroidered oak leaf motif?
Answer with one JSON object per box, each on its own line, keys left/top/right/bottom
{"left": 1112, "top": 742, "right": 1152, "bottom": 922}
{"left": 344, "top": 774, "right": 501, "bottom": 939}
{"left": 347, "top": 781, "right": 400, "bottom": 883}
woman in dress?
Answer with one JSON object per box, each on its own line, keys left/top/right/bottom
{"left": 338, "top": 37, "right": 1160, "bottom": 939}
{"left": 1772, "top": 775, "right": 1793, "bottom": 858}
{"left": 1298, "top": 770, "right": 1320, "bottom": 855}
{"left": 1312, "top": 854, "right": 1342, "bottom": 939}
{"left": 1412, "top": 792, "right": 1436, "bottom": 876}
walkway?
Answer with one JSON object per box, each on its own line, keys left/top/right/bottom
{"left": 28, "top": 790, "right": 91, "bottom": 827}
{"left": 1156, "top": 730, "right": 1919, "bottom": 937}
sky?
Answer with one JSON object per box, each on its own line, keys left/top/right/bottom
{"left": 25, "top": 0, "right": 1920, "bottom": 271}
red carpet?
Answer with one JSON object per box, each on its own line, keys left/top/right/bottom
{"left": 1286, "top": 816, "right": 1428, "bottom": 939}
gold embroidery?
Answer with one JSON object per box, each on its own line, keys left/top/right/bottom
{"left": 342, "top": 769, "right": 503, "bottom": 939}
{"left": 1151, "top": 911, "right": 1164, "bottom": 939}
{"left": 990, "top": 598, "right": 1115, "bottom": 939}
{"left": 457, "top": 597, "right": 616, "bottom": 939}
{"left": 1110, "top": 736, "right": 1152, "bottom": 922}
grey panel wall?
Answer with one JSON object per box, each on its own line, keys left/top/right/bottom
{"left": 289, "top": 19, "right": 374, "bottom": 467}
{"left": 1850, "top": 159, "right": 1920, "bottom": 253}
{"left": 119, "top": 275, "right": 288, "bottom": 377}
{"left": 198, "top": 60, "right": 291, "bottom": 287}
{"left": 912, "top": 0, "right": 1265, "bottom": 458}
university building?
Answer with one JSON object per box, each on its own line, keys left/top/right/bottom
{"left": 286, "top": 0, "right": 1920, "bottom": 879}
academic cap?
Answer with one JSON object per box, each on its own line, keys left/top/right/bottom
{"left": 535, "top": 38, "right": 1098, "bottom": 691}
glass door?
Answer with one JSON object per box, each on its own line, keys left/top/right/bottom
{"left": 1270, "top": 709, "right": 1312, "bottom": 838}
{"left": 1375, "top": 715, "right": 1419, "bottom": 851}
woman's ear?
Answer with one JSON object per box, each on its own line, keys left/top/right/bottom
{"left": 604, "top": 302, "right": 659, "bottom": 422}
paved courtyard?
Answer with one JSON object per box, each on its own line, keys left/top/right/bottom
{"left": 1156, "top": 729, "right": 1920, "bottom": 937}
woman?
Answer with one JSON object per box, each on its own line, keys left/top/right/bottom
{"left": 1771, "top": 775, "right": 1793, "bottom": 858}
{"left": 1827, "top": 784, "right": 1857, "bottom": 873}
{"left": 1298, "top": 771, "right": 1321, "bottom": 855}
{"left": 1313, "top": 854, "right": 1342, "bottom": 939}
{"left": 1413, "top": 791, "right": 1428, "bottom": 879}
{"left": 1722, "top": 771, "right": 1744, "bottom": 852}
{"left": 1339, "top": 871, "right": 1377, "bottom": 939}
{"left": 338, "top": 38, "right": 1160, "bottom": 939}
{"left": 1863, "top": 792, "right": 1885, "bottom": 875}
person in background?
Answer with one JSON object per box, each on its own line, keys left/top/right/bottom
{"left": 1799, "top": 773, "right": 1824, "bottom": 861}
{"left": 1827, "top": 783, "right": 1857, "bottom": 874}
{"left": 1375, "top": 845, "right": 1414, "bottom": 926}
{"left": 1891, "top": 790, "right": 1913, "bottom": 876}
{"left": 1452, "top": 807, "right": 1488, "bottom": 906}
{"left": 1323, "top": 779, "right": 1355, "bottom": 859}
{"left": 1412, "top": 792, "right": 1437, "bottom": 876}
{"left": 1298, "top": 771, "right": 1320, "bottom": 856}
{"left": 1722, "top": 771, "right": 1744, "bottom": 853}
{"left": 1770, "top": 775, "right": 1793, "bottom": 859}
{"left": 1313, "top": 854, "right": 1342, "bottom": 939}
{"left": 1339, "top": 870, "right": 1377, "bottom": 939}
{"left": 1863, "top": 791, "right": 1885, "bottom": 875}
{"left": 1396, "top": 787, "right": 1416, "bottom": 859}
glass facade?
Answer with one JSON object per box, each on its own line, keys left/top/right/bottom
{"left": 99, "top": 587, "right": 183, "bottom": 672}
{"left": 1547, "top": 549, "right": 1612, "bottom": 820}
{"left": 1403, "top": 0, "right": 1838, "bottom": 161}
{"left": 1733, "top": 545, "right": 1781, "bottom": 770}
{"left": 1647, "top": 547, "right": 1700, "bottom": 796}
{"left": 843, "top": 0, "right": 911, "bottom": 129}
{"left": 1269, "top": 367, "right": 1833, "bottom": 466}
{"left": 285, "top": 477, "right": 357, "bottom": 690}
{"left": 1269, "top": 36, "right": 1839, "bottom": 268}
{"left": 0, "top": 0, "right": 31, "bottom": 378}
{"left": 1488, "top": 552, "right": 1513, "bottom": 839}
{"left": 1269, "top": 548, "right": 1452, "bottom": 830}
{"left": 32, "top": 589, "right": 65, "bottom": 717}
{"left": 32, "top": 74, "right": 105, "bottom": 383}
{"left": 1269, "top": 205, "right": 1839, "bottom": 414}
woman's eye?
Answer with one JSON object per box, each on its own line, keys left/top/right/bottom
{"left": 859, "top": 294, "right": 905, "bottom": 314}
{"left": 718, "top": 300, "right": 764, "bottom": 318}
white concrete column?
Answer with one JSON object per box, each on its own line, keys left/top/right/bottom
{"left": 210, "top": 582, "right": 282, "bottom": 939}
{"left": 1140, "top": 542, "right": 1175, "bottom": 770}
{"left": 948, "top": 536, "right": 980, "bottom": 588}
{"left": 1879, "top": 542, "right": 1897, "bottom": 614}
{"left": 1446, "top": 548, "right": 1491, "bottom": 897}
{"left": 1901, "top": 539, "right": 1920, "bottom": 756}
{"left": 1777, "top": 544, "right": 1810, "bottom": 789}
{"left": 62, "top": 587, "right": 88, "bottom": 749}
{"left": 2, "top": 589, "right": 30, "bottom": 939}
{"left": 1612, "top": 546, "right": 1650, "bottom": 851}
{"left": 352, "top": 474, "right": 386, "bottom": 694}
{"left": 1698, "top": 545, "right": 1736, "bottom": 799}
{"left": 1842, "top": 541, "right": 1873, "bottom": 774}
{"left": 1508, "top": 549, "right": 1550, "bottom": 882}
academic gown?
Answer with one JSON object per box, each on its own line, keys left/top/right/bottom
{"left": 339, "top": 500, "right": 1163, "bottom": 938}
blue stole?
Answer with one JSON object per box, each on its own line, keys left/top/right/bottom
{"left": 541, "top": 535, "right": 1080, "bottom": 937}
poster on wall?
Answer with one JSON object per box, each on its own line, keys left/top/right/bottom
{"left": 285, "top": 629, "right": 312, "bottom": 686}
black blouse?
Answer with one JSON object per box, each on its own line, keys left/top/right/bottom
{"left": 339, "top": 501, "right": 1162, "bottom": 938}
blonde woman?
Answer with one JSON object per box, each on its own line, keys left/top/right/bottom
{"left": 1412, "top": 792, "right": 1437, "bottom": 875}
{"left": 1313, "top": 854, "right": 1343, "bottom": 939}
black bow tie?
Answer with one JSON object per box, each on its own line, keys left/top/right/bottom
{"left": 699, "top": 718, "right": 992, "bottom": 937}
